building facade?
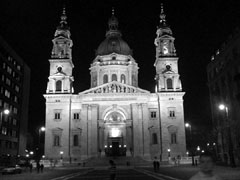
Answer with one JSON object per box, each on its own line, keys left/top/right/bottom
{"left": 207, "top": 28, "right": 240, "bottom": 166}
{"left": 44, "top": 6, "right": 186, "bottom": 163}
{"left": 0, "top": 35, "right": 30, "bottom": 165}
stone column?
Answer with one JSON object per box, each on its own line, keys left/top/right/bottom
{"left": 87, "top": 105, "right": 92, "bottom": 157}
{"left": 81, "top": 104, "right": 88, "bottom": 159}
{"left": 132, "top": 103, "right": 143, "bottom": 156}
{"left": 142, "top": 103, "right": 150, "bottom": 159}
{"left": 126, "top": 120, "right": 132, "bottom": 156}
{"left": 90, "top": 104, "right": 98, "bottom": 157}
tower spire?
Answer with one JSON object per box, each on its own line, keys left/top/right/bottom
{"left": 106, "top": 8, "right": 121, "bottom": 37}
{"left": 159, "top": 3, "right": 167, "bottom": 26}
{"left": 112, "top": 7, "right": 115, "bottom": 16}
{"left": 58, "top": 6, "right": 69, "bottom": 30}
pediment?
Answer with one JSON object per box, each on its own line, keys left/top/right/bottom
{"left": 79, "top": 81, "right": 150, "bottom": 94}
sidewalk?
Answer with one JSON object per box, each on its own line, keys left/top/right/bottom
{"left": 163, "top": 164, "right": 240, "bottom": 180}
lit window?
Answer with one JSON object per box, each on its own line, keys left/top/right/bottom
{"left": 7, "top": 66, "right": 12, "bottom": 74}
{"left": 1, "top": 127, "right": 7, "bottom": 135}
{"left": 14, "top": 96, "right": 18, "bottom": 103}
{"left": 15, "top": 85, "right": 19, "bottom": 92}
{"left": 17, "top": 65, "right": 21, "bottom": 71}
{"left": 13, "top": 107, "right": 18, "bottom": 114}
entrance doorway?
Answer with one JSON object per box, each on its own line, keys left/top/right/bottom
{"left": 105, "top": 137, "right": 126, "bottom": 157}
{"left": 112, "top": 141, "right": 119, "bottom": 156}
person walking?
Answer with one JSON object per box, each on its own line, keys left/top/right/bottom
{"left": 189, "top": 151, "right": 222, "bottom": 180}
{"left": 109, "top": 159, "right": 117, "bottom": 180}
{"left": 40, "top": 163, "right": 44, "bottom": 173}
{"left": 29, "top": 163, "right": 33, "bottom": 173}
{"left": 36, "top": 162, "right": 40, "bottom": 173}
{"left": 153, "top": 156, "right": 158, "bottom": 172}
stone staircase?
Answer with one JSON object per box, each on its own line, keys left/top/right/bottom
{"left": 83, "top": 156, "right": 169, "bottom": 167}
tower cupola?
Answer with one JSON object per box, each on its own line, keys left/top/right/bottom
{"left": 51, "top": 7, "right": 73, "bottom": 59}
{"left": 154, "top": 4, "right": 182, "bottom": 92}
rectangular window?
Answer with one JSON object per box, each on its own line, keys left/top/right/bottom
{"left": 13, "top": 107, "right": 18, "bottom": 114}
{"left": 73, "top": 135, "right": 79, "bottom": 146}
{"left": 73, "top": 113, "right": 80, "bottom": 120}
{"left": 168, "top": 107, "right": 176, "bottom": 118}
{"left": 171, "top": 133, "right": 177, "bottom": 144}
{"left": 150, "top": 111, "right": 157, "bottom": 119}
{"left": 54, "top": 112, "right": 61, "bottom": 119}
{"left": 13, "top": 118, "right": 17, "bottom": 125}
{"left": 1, "top": 127, "right": 7, "bottom": 135}
{"left": 53, "top": 135, "right": 60, "bottom": 146}
{"left": 12, "top": 130, "right": 16, "bottom": 137}
{"left": 152, "top": 133, "right": 158, "bottom": 144}
{"left": 15, "top": 85, "right": 19, "bottom": 92}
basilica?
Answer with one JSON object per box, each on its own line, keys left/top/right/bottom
{"left": 44, "top": 5, "right": 186, "bottom": 163}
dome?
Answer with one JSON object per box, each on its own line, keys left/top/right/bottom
{"left": 95, "top": 11, "right": 132, "bottom": 56}
{"left": 96, "top": 35, "right": 132, "bottom": 56}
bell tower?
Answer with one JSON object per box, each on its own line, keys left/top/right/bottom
{"left": 46, "top": 8, "right": 74, "bottom": 94}
{"left": 154, "top": 4, "right": 182, "bottom": 92}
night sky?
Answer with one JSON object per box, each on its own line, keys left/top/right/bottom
{"left": 0, "top": 0, "right": 240, "bottom": 137}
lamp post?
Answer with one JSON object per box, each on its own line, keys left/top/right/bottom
{"left": 218, "top": 104, "right": 236, "bottom": 168}
{"left": 38, "top": 127, "right": 45, "bottom": 145}
{"left": 60, "top": 151, "right": 64, "bottom": 160}
{"left": 38, "top": 127, "right": 45, "bottom": 160}
{"left": 185, "top": 122, "right": 194, "bottom": 165}
{"left": 167, "top": 148, "right": 171, "bottom": 158}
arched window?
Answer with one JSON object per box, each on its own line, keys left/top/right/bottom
{"left": 73, "top": 135, "right": 78, "bottom": 146}
{"left": 53, "top": 135, "right": 60, "bottom": 146}
{"left": 56, "top": 80, "right": 62, "bottom": 91}
{"left": 121, "top": 74, "right": 126, "bottom": 83}
{"left": 103, "top": 75, "right": 108, "bottom": 83}
{"left": 152, "top": 133, "right": 158, "bottom": 144}
{"left": 166, "top": 78, "right": 173, "bottom": 89}
{"left": 112, "top": 74, "right": 117, "bottom": 81}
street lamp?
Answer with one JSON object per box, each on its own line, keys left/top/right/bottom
{"left": 185, "top": 122, "right": 194, "bottom": 165}
{"left": 218, "top": 104, "right": 236, "bottom": 168}
{"left": 60, "top": 151, "right": 64, "bottom": 160}
{"left": 167, "top": 148, "right": 171, "bottom": 158}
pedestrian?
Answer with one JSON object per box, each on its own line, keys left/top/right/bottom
{"left": 177, "top": 155, "right": 181, "bottom": 166}
{"left": 189, "top": 151, "right": 222, "bottom": 180}
{"left": 40, "top": 163, "right": 44, "bottom": 173}
{"left": 109, "top": 159, "right": 116, "bottom": 180}
{"left": 153, "top": 156, "right": 157, "bottom": 172}
{"left": 156, "top": 158, "right": 160, "bottom": 171}
{"left": 29, "top": 163, "right": 33, "bottom": 173}
{"left": 36, "top": 162, "right": 40, "bottom": 173}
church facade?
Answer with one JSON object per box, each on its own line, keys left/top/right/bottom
{"left": 44, "top": 6, "right": 186, "bottom": 162}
